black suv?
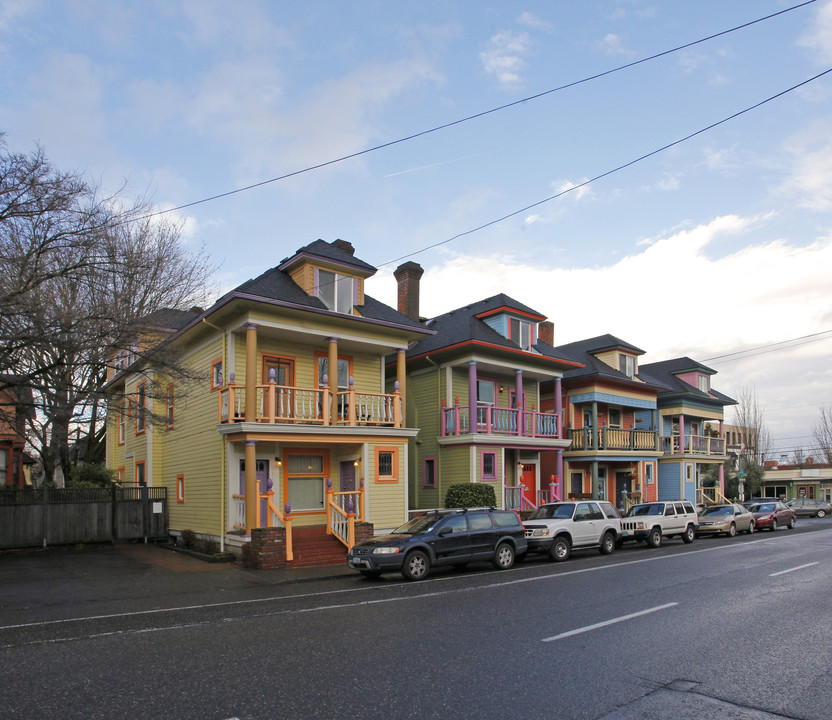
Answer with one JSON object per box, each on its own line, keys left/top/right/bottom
{"left": 347, "top": 508, "right": 527, "bottom": 581}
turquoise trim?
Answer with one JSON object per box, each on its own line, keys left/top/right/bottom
{"left": 570, "top": 392, "right": 656, "bottom": 409}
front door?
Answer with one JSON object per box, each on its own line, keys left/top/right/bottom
{"left": 239, "top": 459, "right": 270, "bottom": 526}
{"left": 521, "top": 464, "right": 536, "bottom": 506}
{"left": 340, "top": 460, "right": 356, "bottom": 514}
{"left": 615, "top": 471, "right": 630, "bottom": 511}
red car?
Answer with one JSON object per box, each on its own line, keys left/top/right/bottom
{"left": 747, "top": 501, "right": 796, "bottom": 531}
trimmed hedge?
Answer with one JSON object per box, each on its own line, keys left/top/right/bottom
{"left": 445, "top": 483, "right": 496, "bottom": 509}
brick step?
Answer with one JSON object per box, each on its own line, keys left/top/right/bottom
{"left": 287, "top": 527, "right": 347, "bottom": 567}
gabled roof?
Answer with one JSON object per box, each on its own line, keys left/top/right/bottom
{"left": 405, "top": 294, "right": 580, "bottom": 369}
{"left": 550, "top": 334, "right": 656, "bottom": 388}
{"left": 639, "top": 357, "right": 736, "bottom": 405}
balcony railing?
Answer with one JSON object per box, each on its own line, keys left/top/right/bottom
{"left": 660, "top": 434, "right": 726, "bottom": 456}
{"left": 569, "top": 426, "right": 658, "bottom": 452}
{"left": 218, "top": 379, "right": 402, "bottom": 428}
{"left": 441, "top": 403, "right": 560, "bottom": 438}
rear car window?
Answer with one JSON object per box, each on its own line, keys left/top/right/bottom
{"left": 468, "top": 513, "right": 493, "bottom": 530}
{"left": 492, "top": 511, "right": 521, "bottom": 528}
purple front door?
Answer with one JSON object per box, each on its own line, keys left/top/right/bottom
{"left": 340, "top": 460, "right": 356, "bottom": 514}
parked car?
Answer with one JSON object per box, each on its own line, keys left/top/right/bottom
{"left": 746, "top": 501, "right": 797, "bottom": 531}
{"left": 742, "top": 497, "right": 781, "bottom": 508}
{"left": 786, "top": 498, "right": 831, "bottom": 518}
{"left": 696, "top": 503, "right": 755, "bottom": 537}
{"left": 346, "top": 507, "right": 527, "bottom": 581}
{"left": 522, "top": 500, "right": 620, "bottom": 562}
{"left": 619, "top": 500, "right": 698, "bottom": 548}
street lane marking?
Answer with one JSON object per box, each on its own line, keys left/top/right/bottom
{"left": 770, "top": 562, "right": 818, "bottom": 577}
{"left": 541, "top": 602, "right": 678, "bottom": 642}
{"left": 2, "top": 528, "right": 830, "bottom": 634}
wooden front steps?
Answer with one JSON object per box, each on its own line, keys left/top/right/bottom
{"left": 288, "top": 526, "right": 348, "bottom": 568}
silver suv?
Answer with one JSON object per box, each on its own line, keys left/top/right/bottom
{"left": 619, "top": 500, "right": 698, "bottom": 548}
{"left": 522, "top": 500, "right": 621, "bottom": 562}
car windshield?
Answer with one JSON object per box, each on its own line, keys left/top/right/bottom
{"left": 392, "top": 514, "right": 446, "bottom": 534}
{"left": 700, "top": 506, "right": 732, "bottom": 516}
{"left": 749, "top": 503, "right": 775, "bottom": 513}
{"left": 529, "top": 503, "right": 575, "bottom": 520}
{"left": 624, "top": 504, "right": 663, "bottom": 517}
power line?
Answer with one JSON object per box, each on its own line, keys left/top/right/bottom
{"left": 380, "top": 66, "right": 832, "bottom": 266}
{"left": 137, "top": 1, "right": 817, "bottom": 223}
{"left": 702, "top": 330, "right": 832, "bottom": 364}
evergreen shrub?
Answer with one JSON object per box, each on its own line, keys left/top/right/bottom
{"left": 444, "top": 483, "right": 496, "bottom": 508}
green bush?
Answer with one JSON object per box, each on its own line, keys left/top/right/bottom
{"left": 444, "top": 483, "right": 496, "bottom": 508}
{"left": 68, "top": 463, "right": 116, "bottom": 488}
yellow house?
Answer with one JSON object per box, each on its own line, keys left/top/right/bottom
{"left": 106, "top": 240, "right": 433, "bottom": 563}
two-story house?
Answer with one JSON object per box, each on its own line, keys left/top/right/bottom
{"left": 638, "top": 358, "right": 735, "bottom": 505}
{"left": 0, "top": 376, "right": 35, "bottom": 488}
{"left": 106, "top": 240, "right": 433, "bottom": 562}
{"left": 390, "top": 264, "right": 580, "bottom": 511}
{"left": 540, "top": 335, "right": 664, "bottom": 511}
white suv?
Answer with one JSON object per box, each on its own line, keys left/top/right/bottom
{"left": 523, "top": 500, "right": 621, "bottom": 562}
{"left": 618, "top": 500, "right": 698, "bottom": 548}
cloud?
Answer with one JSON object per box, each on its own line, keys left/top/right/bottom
{"left": 779, "top": 120, "right": 832, "bottom": 210}
{"left": 799, "top": 0, "right": 832, "bottom": 65}
{"left": 479, "top": 30, "right": 533, "bottom": 87}
{"left": 517, "top": 12, "right": 551, "bottom": 30}
{"left": 597, "top": 33, "right": 636, "bottom": 58}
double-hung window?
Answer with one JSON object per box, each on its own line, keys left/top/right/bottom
{"left": 317, "top": 269, "right": 355, "bottom": 314}
{"left": 509, "top": 317, "right": 533, "bottom": 351}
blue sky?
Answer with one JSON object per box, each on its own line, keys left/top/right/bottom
{"left": 2, "top": 0, "right": 832, "bottom": 458}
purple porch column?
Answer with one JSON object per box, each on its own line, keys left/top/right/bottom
{"left": 555, "top": 378, "right": 563, "bottom": 438}
{"left": 679, "top": 415, "right": 685, "bottom": 454}
{"left": 468, "top": 360, "right": 478, "bottom": 434}
{"left": 515, "top": 369, "right": 523, "bottom": 435}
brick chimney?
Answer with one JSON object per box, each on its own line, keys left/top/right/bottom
{"left": 394, "top": 261, "right": 424, "bottom": 322}
{"left": 331, "top": 239, "right": 355, "bottom": 255}
{"left": 538, "top": 321, "right": 554, "bottom": 346}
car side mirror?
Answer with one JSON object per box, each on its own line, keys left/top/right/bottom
{"left": 438, "top": 527, "right": 453, "bottom": 537}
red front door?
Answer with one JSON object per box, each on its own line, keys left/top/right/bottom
{"left": 521, "top": 464, "right": 536, "bottom": 506}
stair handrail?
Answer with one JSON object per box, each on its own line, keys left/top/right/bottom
{"left": 261, "top": 493, "right": 293, "bottom": 562}
{"left": 326, "top": 479, "right": 359, "bottom": 550}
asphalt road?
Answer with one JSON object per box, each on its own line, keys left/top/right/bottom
{"left": 2, "top": 519, "right": 831, "bottom": 720}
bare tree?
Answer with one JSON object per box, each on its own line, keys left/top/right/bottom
{"left": 813, "top": 405, "right": 832, "bottom": 465}
{"left": 730, "top": 386, "right": 773, "bottom": 466}
{"left": 1, "top": 137, "right": 215, "bottom": 484}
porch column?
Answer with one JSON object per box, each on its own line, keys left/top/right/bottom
{"left": 591, "top": 461, "right": 599, "bottom": 500}
{"left": 555, "top": 378, "right": 563, "bottom": 439}
{"left": 719, "top": 464, "right": 725, "bottom": 498}
{"left": 556, "top": 449, "right": 564, "bottom": 499}
{"left": 468, "top": 361, "right": 478, "bottom": 434}
{"left": 591, "top": 402, "right": 598, "bottom": 450}
{"left": 653, "top": 410, "right": 660, "bottom": 451}
{"left": 679, "top": 415, "right": 685, "bottom": 454}
{"left": 397, "top": 348, "right": 407, "bottom": 424}
{"left": 515, "top": 369, "right": 523, "bottom": 435}
{"left": 328, "top": 337, "right": 339, "bottom": 425}
{"left": 245, "top": 440, "right": 257, "bottom": 533}
{"left": 245, "top": 323, "right": 258, "bottom": 422}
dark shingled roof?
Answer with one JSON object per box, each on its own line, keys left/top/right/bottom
{"left": 639, "top": 357, "right": 736, "bottom": 405}
{"left": 550, "top": 334, "right": 653, "bottom": 386}
{"left": 278, "top": 238, "right": 377, "bottom": 276}
{"left": 139, "top": 308, "right": 201, "bottom": 332}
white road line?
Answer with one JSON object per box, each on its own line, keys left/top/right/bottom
{"left": 2, "top": 528, "right": 828, "bottom": 633}
{"left": 770, "top": 562, "right": 819, "bottom": 577}
{"left": 541, "top": 602, "right": 679, "bottom": 642}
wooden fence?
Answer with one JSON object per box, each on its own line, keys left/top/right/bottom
{"left": 0, "top": 486, "right": 168, "bottom": 549}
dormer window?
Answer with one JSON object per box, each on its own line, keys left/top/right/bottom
{"left": 509, "top": 317, "right": 534, "bottom": 351}
{"left": 619, "top": 354, "right": 636, "bottom": 378}
{"left": 317, "top": 269, "right": 356, "bottom": 314}
{"left": 698, "top": 375, "right": 710, "bottom": 393}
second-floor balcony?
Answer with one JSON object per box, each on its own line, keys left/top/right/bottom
{"left": 661, "top": 434, "right": 725, "bottom": 456}
{"left": 441, "top": 404, "right": 560, "bottom": 438}
{"left": 569, "top": 426, "right": 658, "bottom": 452}
{"left": 218, "top": 379, "right": 402, "bottom": 428}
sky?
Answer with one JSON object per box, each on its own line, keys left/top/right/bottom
{"left": 2, "top": 0, "right": 832, "bottom": 460}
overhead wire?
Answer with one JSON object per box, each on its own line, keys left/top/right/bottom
{"left": 136, "top": 0, "right": 817, "bottom": 223}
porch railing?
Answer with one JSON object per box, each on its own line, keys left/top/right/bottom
{"left": 505, "top": 485, "right": 538, "bottom": 512}
{"left": 326, "top": 479, "right": 365, "bottom": 550}
{"left": 661, "top": 435, "right": 726, "bottom": 456}
{"left": 442, "top": 403, "right": 560, "bottom": 438}
{"left": 218, "top": 378, "right": 402, "bottom": 428}
{"left": 231, "top": 494, "right": 245, "bottom": 530}
{"left": 697, "top": 486, "right": 729, "bottom": 506}
{"left": 569, "top": 427, "right": 657, "bottom": 451}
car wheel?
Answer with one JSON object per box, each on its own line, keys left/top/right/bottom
{"left": 599, "top": 531, "right": 615, "bottom": 555}
{"left": 747, "top": 521, "right": 755, "bottom": 534}
{"left": 682, "top": 525, "right": 695, "bottom": 543}
{"left": 727, "top": 523, "right": 737, "bottom": 537}
{"left": 360, "top": 569, "right": 382, "bottom": 579}
{"left": 788, "top": 516, "right": 796, "bottom": 529}
{"left": 550, "top": 536, "right": 571, "bottom": 562}
{"left": 817, "top": 510, "right": 827, "bottom": 518}
{"left": 401, "top": 550, "right": 429, "bottom": 581}
{"left": 493, "top": 543, "right": 515, "bottom": 570}
{"left": 771, "top": 519, "right": 778, "bottom": 532}
{"left": 646, "top": 527, "right": 662, "bottom": 548}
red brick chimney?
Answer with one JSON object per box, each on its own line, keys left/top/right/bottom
{"left": 538, "top": 321, "right": 554, "bottom": 346}
{"left": 394, "top": 261, "right": 424, "bottom": 322}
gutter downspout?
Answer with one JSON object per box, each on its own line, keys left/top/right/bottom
{"left": 202, "top": 317, "right": 227, "bottom": 553}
